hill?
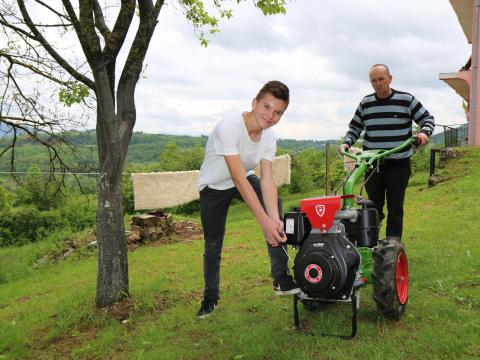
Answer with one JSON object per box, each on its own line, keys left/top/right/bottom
{"left": 0, "top": 130, "right": 336, "bottom": 172}
{"left": 0, "top": 146, "right": 478, "bottom": 358}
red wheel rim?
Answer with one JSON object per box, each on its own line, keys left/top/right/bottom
{"left": 396, "top": 251, "right": 408, "bottom": 304}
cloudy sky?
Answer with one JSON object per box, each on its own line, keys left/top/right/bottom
{"left": 133, "top": 0, "right": 470, "bottom": 141}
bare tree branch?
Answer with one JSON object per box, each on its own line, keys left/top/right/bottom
{"left": 61, "top": 0, "right": 81, "bottom": 33}
{"left": 119, "top": 0, "right": 163, "bottom": 96}
{"left": 17, "top": 0, "right": 95, "bottom": 90}
{"left": 32, "top": 23, "right": 74, "bottom": 28}
{"left": 0, "top": 13, "right": 37, "bottom": 40}
{"left": 33, "top": 0, "right": 70, "bottom": 21}
{"left": 92, "top": 0, "right": 111, "bottom": 39}
{"left": 103, "top": 0, "right": 135, "bottom": 63}
{"left": 0, "top": 50, "right": 71, "bottom": 86}
{"left": 116, "top": 0, "right": 164, "bottom": 151}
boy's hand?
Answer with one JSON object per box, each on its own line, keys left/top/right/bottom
{"left": 261, "top": 218, "right": 286, "bottom": 247}
{"left": 275, "top": 219, "right": 287, "bottom": 243}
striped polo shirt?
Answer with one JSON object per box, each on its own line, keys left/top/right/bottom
{"left": 343, "top": 89, "right": 435, "bottom": 159}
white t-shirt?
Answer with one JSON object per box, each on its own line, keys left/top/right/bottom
{"left": 198, "top": 114, "right": 277, "bottom": 191}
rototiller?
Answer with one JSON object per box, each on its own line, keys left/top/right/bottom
{"left": 283, "top": 137, "right": 416, "bottom": 339}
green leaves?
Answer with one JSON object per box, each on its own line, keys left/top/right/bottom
{"left": 59, "top": 84, "right": 90, "bottom": 107}
{"left": 180, "top": 0, "right": 289, "bottom": 46}
{"left": 255, "top": 0, "right": 287, "bottom": 15}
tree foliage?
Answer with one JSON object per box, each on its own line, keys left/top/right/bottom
{"left": 16, "top": 164, "right": 64, "bottom": 210}
{"left": 158, "top": 141, "right": 204, "bottom": 171}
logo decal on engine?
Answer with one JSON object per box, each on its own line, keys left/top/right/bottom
{"left": 315, "top": 204, "right": 325, "bottom": 217}
{"left": 304, "top": 263, "right": 323, "bottom": 283}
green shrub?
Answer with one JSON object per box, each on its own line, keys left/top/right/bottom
{"left": 0, "top": 194, "right": 97, "bottom": 248}
{"left": 289, "top": 149, "right": 325, "bottom": 193}
{"left": 15, "top": 164, "right": 64, "bottom": 210}
{"left": 0, "top": 183, "right": 13, "bottom": 210}
{"left": 411, "top": 146, "right": 430, "bottom": 173}
{"left": 122, "top": 173, "right": 135, "bottom": 214}
{"left": 60, "top": 195, "right": 96, "bottom": 231}
{"left": 0, "top": 206, "right": 63, "bottom": 247}
{"left": 158, "top": 141, "right": 204, "bottom": 171}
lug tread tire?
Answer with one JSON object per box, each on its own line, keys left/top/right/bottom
{"left": 372, "top": 237, "right": 408, "bottom": 320}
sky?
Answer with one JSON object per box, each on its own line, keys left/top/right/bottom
{"left": 130, "top": 0, "right": 471, "bottom": 142}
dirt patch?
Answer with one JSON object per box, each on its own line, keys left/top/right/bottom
{"left": 152, "top": 289, "right": 203, "bottom": 314}
{"left": 98, "top": 297, "right": 134, "bottom": 322}
{"left": 32, "top": 324, "right": 98, "bottom": 359}
{"left": 173, "top": 220, "right": 204, "bottom": 241}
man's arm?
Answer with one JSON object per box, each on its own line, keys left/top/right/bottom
{"left": 344, "top": 103, "right": 365, "bottom": 147}
{"left": 338, "top": 103, "right": 364, "bottom": 153}
{"left": 410, "top": 97, "right": 435, "bottom": 146}
{"left": 224, "top": 155, "right": 285, "bottom": 246}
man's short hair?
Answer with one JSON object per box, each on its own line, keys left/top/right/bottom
{"left": 370, "top": 64, "right": 390, "bottom": 75}
{"left": 256, "top": 80, "right": 290, "bottom": 106}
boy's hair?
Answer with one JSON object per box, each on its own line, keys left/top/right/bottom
{"left": 255, "top": 80, "right": 289, "bottom": 106}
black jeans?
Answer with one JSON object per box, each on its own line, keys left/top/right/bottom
{"left": 199, "top": 174, "right": 289, "bottom": 302}
{"left": 364, "top": 158, "right": 411, "bottom": 238}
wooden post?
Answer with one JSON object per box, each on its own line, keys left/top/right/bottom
{"left": 325, "top": 143, "right": 330, "bottom": 195}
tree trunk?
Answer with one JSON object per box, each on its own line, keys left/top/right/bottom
{"left": 95, "top": 104, "right": 130, "bottom": 307}
{"left": 95, "top": 171, "right": 129, "bottom": 307}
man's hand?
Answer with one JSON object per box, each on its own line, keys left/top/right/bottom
{"left": 337, "top": 143, "right": 350, "bottom": 155}
{"left": 415, "top": 133, "right": 429, "bottom": 147}
{"left": 260, "top": 217, "right": 287, "bottom": 247}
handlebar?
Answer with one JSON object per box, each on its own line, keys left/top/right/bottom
{"left": 341, "top": 137, "right": 417, "bottom": 208}
{"left": 341, "top": 137, "right": 417, "bottom": 167}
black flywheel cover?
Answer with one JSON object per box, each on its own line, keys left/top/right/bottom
{"left": 295, "top": 251, "right": 337, "bottom": 298}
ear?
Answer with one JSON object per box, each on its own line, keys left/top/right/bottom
{"left": 252, "top": 98, "right": 257, "bottom": 109}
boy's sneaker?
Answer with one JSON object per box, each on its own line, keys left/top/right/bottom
{"left": 197, "top": 299, "right": 218, "bottom": 319}
{"left": 273, "top": 275, "right": 301, "bottom": 296}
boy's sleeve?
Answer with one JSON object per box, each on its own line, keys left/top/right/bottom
{"left": 212, "top": 120, "right": 239, "bottom": 155}
{"left": 262, "top": 132, "right": 277, "bottom": 161}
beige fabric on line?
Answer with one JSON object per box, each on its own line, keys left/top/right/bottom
{"left": 132, "top": 154, "right": 291, "bottom": 210}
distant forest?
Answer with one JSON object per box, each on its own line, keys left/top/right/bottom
{"left": 0, "top": 130, "right": 338, "bottom": 172}
{"left": 0, "top": 127, "right": 450, "bottom": 173}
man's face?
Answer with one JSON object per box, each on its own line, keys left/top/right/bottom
{"left": 251, "top": 92, "right": 287, "bottom": 129}
{"left": 369, "top": 66, "right": 392, "bottom": 98}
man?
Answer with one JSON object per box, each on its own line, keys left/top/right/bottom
{"left": 339, "top": 64, "right": 435, "bottom": 239}
{"left": 197, "top": 80, "right": 299, "bottom": 319}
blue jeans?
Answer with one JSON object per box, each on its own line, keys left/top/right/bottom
{"left": 199, "top": 175, "right": 289, "bottom": 302}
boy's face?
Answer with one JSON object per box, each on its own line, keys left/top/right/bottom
{"left": 251, "top": 92, "right": 288, "bottom": 129}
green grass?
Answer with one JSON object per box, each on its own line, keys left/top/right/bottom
{"left": 1, "top": 148, "right": 480, "bottom": 359}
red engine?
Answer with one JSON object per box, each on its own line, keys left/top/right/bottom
{"left": 300, "top": 196, "right": 342, "bottom": 233}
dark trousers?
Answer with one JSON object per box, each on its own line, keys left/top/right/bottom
{"left": 364, "top": 158, "right": 411, "bottom": 238}
{"left": 199, "top": 174, "right": 289, "bottom": 302}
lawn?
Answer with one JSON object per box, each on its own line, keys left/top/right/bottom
{"left": 1, "top": 148, "right": 479, "bottom": 359}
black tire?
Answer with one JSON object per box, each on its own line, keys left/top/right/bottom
{"left": 372, "top": 237, "right": 409, "bottom": 320}
{"left": 302, "top": 300, "right": 328, "bottom": 312}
